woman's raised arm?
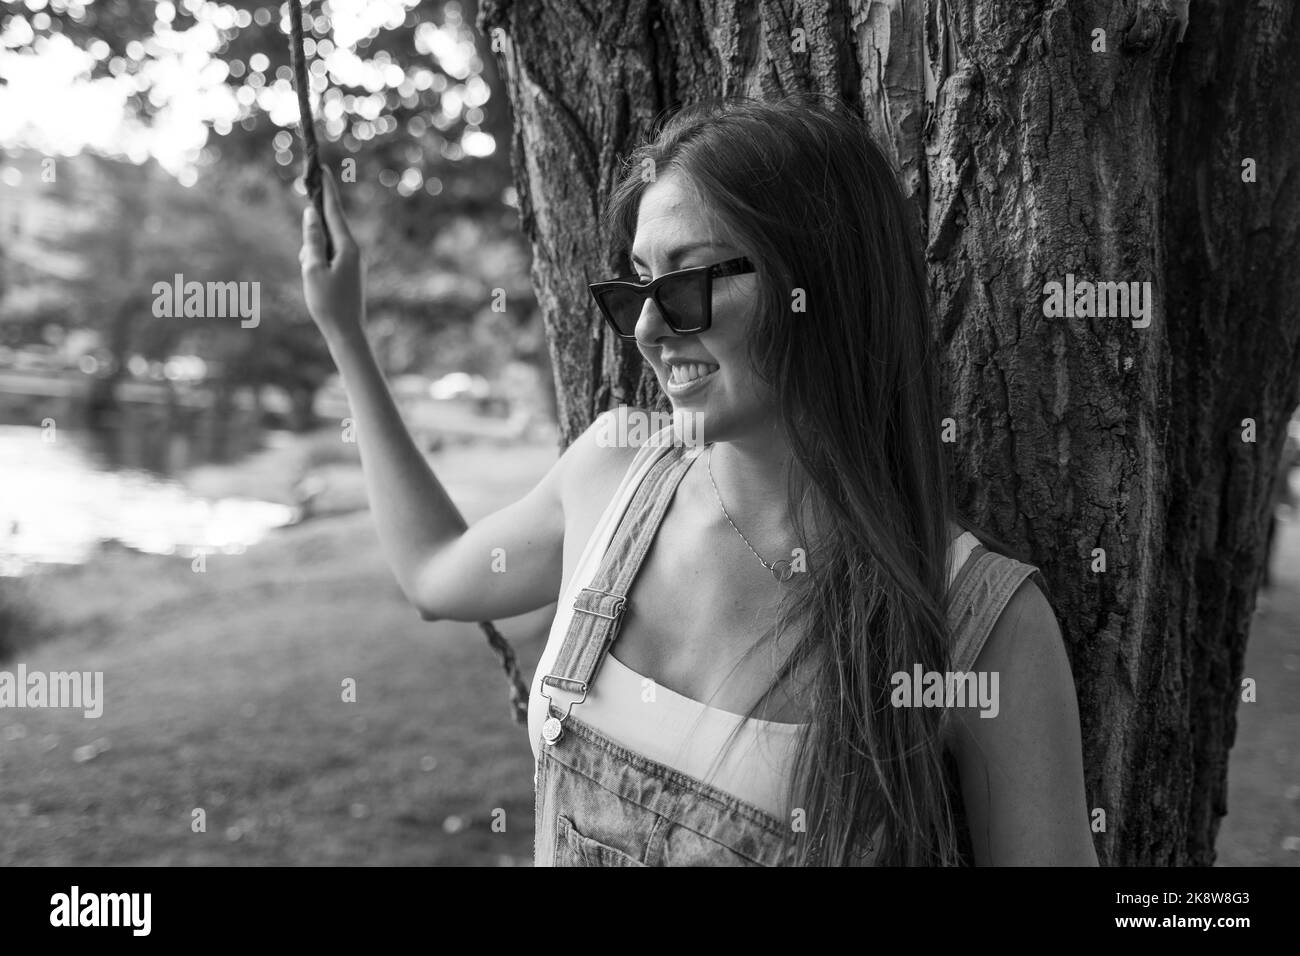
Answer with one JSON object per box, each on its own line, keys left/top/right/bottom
{"left": 299, "top": 169, "right": 567, "bottom": 622}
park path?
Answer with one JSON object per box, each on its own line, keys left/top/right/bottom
{"left": 1217, "top": 511, "right": 1300, "bottom": 865}
{"left": 0, "top": 439, "right": 559, "bottom": 866}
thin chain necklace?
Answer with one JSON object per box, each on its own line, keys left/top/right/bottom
{"left": 705, "top": 443, "right": 797, "bottom": 583}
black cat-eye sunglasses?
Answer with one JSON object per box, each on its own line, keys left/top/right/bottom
{"left": 588, "top": 257, "right": 755, "bottom": 340}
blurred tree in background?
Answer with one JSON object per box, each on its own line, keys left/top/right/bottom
{"left": 0, "top": 0, "right": 549, "bottom": 426}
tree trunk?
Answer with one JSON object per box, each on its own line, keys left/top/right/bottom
{"left": 481, "top": 0, "right": 1300, "bottom": 865}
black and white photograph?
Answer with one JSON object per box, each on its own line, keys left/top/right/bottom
{"left": 0, "top": 0, "right": 1295, "bottom": 908}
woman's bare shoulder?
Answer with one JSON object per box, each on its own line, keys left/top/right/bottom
{"left": 555, "top": 406, "right": 661, "bottom": 505}
{"left": 947, "top": 577, "right": 1096, "bottom": 863}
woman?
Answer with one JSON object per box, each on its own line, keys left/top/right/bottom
{"left": 300, "top": 94, "right": 1098, "bottom": 866}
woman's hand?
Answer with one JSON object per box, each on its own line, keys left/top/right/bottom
{"left": 299, "top": 168, "right": 364, "bottom": 338}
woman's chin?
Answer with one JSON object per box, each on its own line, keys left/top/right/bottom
{"left": 666, "top": 406, "right": 710, "bottom": 446}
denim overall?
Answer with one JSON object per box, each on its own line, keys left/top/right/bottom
{"left": 534, "top": 436, "right": 1046, "bottom": 866}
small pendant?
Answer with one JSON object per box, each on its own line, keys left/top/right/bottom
{"left": 541, "top": 715, "right": 564, "bottom": 745}
{"left": 770, "top": 559, "right": 795, "bottom": 583}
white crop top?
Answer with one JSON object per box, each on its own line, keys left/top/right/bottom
{"left": 529, "top": 426, "right": 980, "bottom": 820}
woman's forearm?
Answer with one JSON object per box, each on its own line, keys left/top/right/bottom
{"left": 321, "top": 320, "right": 467, "bottom": 601}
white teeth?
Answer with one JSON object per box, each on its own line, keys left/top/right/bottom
{"left": 668, "top": 362, "right": 718, "bottom": 385}
{"left": 670, "top": 361, "right": 722, "bottom": 385}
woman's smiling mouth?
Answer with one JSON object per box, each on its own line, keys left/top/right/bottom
{"left": 664, "top": 360, "right": 720, "bottom": 396}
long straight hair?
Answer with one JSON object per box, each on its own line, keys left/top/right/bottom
{"left": 604, "top": 95, "right": 967, "bottom": 865}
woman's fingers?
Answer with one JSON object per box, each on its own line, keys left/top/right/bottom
{"left": 298, "top": 168, "right": 364, "bottom": 334}
{"left": 320, "top": 168, "right": 356, "bottom": 254}
{"left": 300, "top": 206, "right": 328, "bottom": 273}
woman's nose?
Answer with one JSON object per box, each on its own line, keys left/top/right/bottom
{"left": 634, "top": 295, "right": 674, "bottom": 347}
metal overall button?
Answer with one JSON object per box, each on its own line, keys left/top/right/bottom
{"left": 538, "top": 676, "right": 588, "bottom": 745}
{"left": 541, "top": 715, "right": 564, "bottom": 745}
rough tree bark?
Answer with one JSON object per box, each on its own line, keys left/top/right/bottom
{"left": 480, "top": 0, "right": 1300, "bottom": 865}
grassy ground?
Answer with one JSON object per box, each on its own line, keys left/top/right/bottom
{"left": 1, "top": 429, "right": 1296, "bottom": 865}
{"left": 0, "top": 434, "right": 558, "bottom": 865}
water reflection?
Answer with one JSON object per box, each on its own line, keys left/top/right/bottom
{"left": 0, "top": 425, "right": 296, "bottom": 576}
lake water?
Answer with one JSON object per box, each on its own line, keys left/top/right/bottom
{"left": 0, "top": 424, "right": 296, "bottom": 576}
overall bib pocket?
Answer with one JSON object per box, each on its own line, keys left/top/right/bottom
{"left": 554, "top": 814, "right": 647, "bottom": 867}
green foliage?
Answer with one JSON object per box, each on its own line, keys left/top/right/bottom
{"left": 7, "top": 0, "right": 517, "bottom": 245}
{"left": 32, "top": 151, "right": 324, "bottom": 373}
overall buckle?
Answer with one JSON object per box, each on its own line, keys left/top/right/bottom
{"left": 538, "top": 675, "right": 588, "bottom": 745}
{"left": 572, "top": 586, "right": 627, "bottom": 621}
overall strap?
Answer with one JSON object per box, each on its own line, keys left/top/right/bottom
{"left": 539, "top": 436, "right": 698, "bottom": 744}
{"left": 944, "top": 545, "right": 1046, "bottom": 672}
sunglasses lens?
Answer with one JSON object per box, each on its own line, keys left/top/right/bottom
{"left": 593, "top": 268, "right": 713, "bottom": 338}
{"left": 656, "top": 272, "right": 708, "bottom": 332}
{"left": 598, "top": 287, "right": 646, "bottom": 336}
